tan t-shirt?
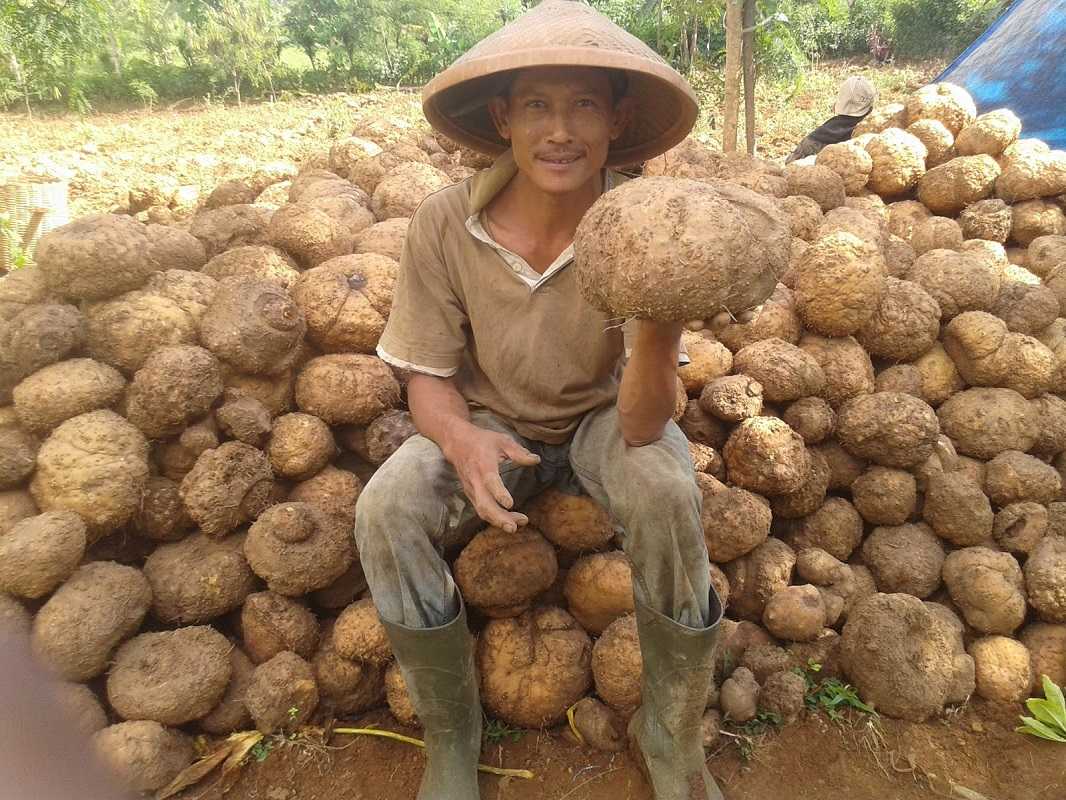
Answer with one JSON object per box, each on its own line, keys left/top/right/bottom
{"left": 377, "top": 152, "right": 627, "bottom": 444}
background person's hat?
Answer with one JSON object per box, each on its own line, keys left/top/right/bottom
{"left": 422, "top": 0, "right": 699, "bottom": 167}
{"left": 834, "top": 76, "right": 877, "bottom": 117}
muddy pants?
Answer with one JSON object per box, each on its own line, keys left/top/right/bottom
{"left": 353, "top": 405, "right": 712, "bottom": 630}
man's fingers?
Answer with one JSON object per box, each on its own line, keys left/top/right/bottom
{"left": 501, "top": 440, "right": 540, "bottom": 466}
{"left": 472, "top": 495, "right": 526, "bottom": 534}
{"left": 485, "top": 470, "right": 514, "bottom": 510}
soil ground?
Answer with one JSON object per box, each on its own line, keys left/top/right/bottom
{"left": 184, "top": 700, "right": 1062, "bottom": 800}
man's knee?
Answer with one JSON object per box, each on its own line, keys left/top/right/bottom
{"left": 353, "top": 436, "right": 450, "bottom": 555}
{"left": 612, "top": 440, "right": 700, "bottom": 522}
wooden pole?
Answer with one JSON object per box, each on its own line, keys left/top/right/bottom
{"left": 722, "top": 0, "right": 743, "bottom": 153}
{"left": 742, "top": 0, "right": 756, "bottom": 155}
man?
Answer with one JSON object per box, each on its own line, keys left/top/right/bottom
{"left": 355, "top": 2, "right": 725, "bottom": 799}
{"left": 785, "top": 75, "right": 877, "bottom": 163}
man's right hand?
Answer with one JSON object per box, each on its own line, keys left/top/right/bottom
{"left": 442, "top": 423, "right": 540, "bottom": 533}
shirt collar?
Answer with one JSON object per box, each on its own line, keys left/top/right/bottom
{"left": 469, "top": 151, "right": 519, "bottom": 215}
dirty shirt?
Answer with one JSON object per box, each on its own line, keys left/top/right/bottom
{"left": 376, "top": 151, "right": 630, "bottom": 445}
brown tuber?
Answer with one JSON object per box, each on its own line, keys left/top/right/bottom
{"left": 180, "top": 441, "right": 274, "bottom": 538}
{"left": 268, "top": 412, "right": 337, "bottom": 480}
{"left": 923, "top": 472, "right": 994, "bottom": 546}
{"left": 1025, "top": 536, "right": 1066, "bottom": 623}
{"left": 245, "top": 502, "right": 355, "bottom": 595}
{"left": 454, "top": 526, "right": 558, "bottom": 617}
{"left": 35, "top": 214, "right": 159, "bottom": 301}
{"left": 125, "top": 345, "right": 223, "bottom": 439}
{"left": 143, "top": 532, "right": 256, "bottom": 624}
{"left": 245, "top": 651, "right": 319, "bottom": 733}
{"left": 575, "top": 178, "right": 789, "bottom": 322}
{"left": 861, "top": 524, "right": 945, "bottom": 598}
{"left": 242, "top": 590, "right": 320, "bottom": 663}
{"left": 835, "top": 392, "right": 939, "bottom": 468}
{"left": 295, "top": 354, "right": 400, "bottom": 425}
{"left": 841, "top": 593, "right": 971, "bottom": 721}
{"left": 937, "top": 388, "right": 1039, "bottom": 459}
{"left": 30, "top": 410, "right": 149, "bottom": 541}
{"left": 943, "top": 547, "right": 1026, "bottom": 635}
{"left": 333, "top": 598, "right": 391, "bottom": 664}
{"left": 563, "top": 551, "right": 634, "bottom": 635}
{"left": 591, "top": 614, "right": 642, "bottom": 716}
{"left": 699, "top": 475, "right": 771, "bottom": 562}
{"left": 763, "top": 585, "right": 826, "bottom": 642}
{"left": 723, "top": 416, "right": 810, "bottom": 496}
{"left": 12, "top": 358, "right": 125, "bottom": 434}
{"left": 200, "top": 277, "right": 307, "bottom": 375}
{"left": 91, "top": 721, "right": 194, "bottom": 794}
{"left": 477, "top": 606, "right": 592, "bottom": 728}
{"left": 0, "top": 511, "right": 86, "bottom": 599}
{"left": 32, "top": 562, "right": 152, "bottom": 681}
{"left": 106, "top": 626, "right": 232, "bottom": 725}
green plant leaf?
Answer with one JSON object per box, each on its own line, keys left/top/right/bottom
{"left": 1016, "top": 717, "right": 1066, "bottom": 743}
{"left": 1025, "top": 698, "right": 1065, "bottom": 731}
{"left": 1040, "top": 675, "right": 1066, "bottom": 729}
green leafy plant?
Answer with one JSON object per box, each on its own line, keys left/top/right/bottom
{"left": 287, "top": 705, "right": 299, "bottom": 720}
{"left": 483, "top": 717, "right": 522, "bottom": 745}
{"left": 805, "top": 676, "right": 877, "bottom": 722}
{"left": 249, "top": 738, "right": 274, "bottom": 762}
{"left": 0, "top": 213, "right": 30, "bottom": 270}
{"left": 793, "top": 661, "right": 877, "bottom": 723}
{"left": 127, "top": 78, "right": 158, "bottom": 110}
{"left": 1017, "top": 675, "right": 1066, "bottom": 743}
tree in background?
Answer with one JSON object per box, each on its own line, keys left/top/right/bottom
{"left": 0, "top": 0, "right": 1011, "bottom": 112}
{"left": 199, "top": 0, "right": 284, "bottom": 104}
{"left": 0, "top": 0, "right": 103, "bottom": 112}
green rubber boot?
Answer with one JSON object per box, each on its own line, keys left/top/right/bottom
{"left": 381, "top": 600, "right": 482, "bottom": 800}
{"left": 628, "top": 589, "right": 725, "bottom": 800}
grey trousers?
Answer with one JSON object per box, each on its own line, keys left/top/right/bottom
{"left": 353, "top": 405, "right": 712, "bottom": 630}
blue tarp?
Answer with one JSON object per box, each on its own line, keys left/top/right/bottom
{"left": 937, "top": 0, "right": 1066, "bottom": 150}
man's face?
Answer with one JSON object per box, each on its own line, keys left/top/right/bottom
{"left": 489, "top": 67, "right": 632, "bottom": 195}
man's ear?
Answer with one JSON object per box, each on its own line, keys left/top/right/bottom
{"left": 609, "top": 96, "right": 636, "bottom": 142}
{"left": 488, "top": 96, "right": 512, "bottom": 142}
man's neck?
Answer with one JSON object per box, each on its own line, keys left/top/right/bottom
{"left": 487, "top": 169, "right": 603, "bottom": 245}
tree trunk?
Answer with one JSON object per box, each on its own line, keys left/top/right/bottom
{"left": 722, "top": 0, "right": 743, "bottom": 153}
{"left": 233, "top": 72, "right": 242, "bottom": 106}
{"left": 108, "top": 30, "right": 123, "bottom": 78}
{"left": 743, "top": 0, "right": 757, "bottom": 155}
{"left": 656, "top": 1, "right": 663, "bottom": 53}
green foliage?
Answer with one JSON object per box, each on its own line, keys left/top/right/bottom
{"left": 483, "top": 717, "right": 522, "bottom": 744}
{"left": 127, "top": 78, "right": 158, "bottom": 109}
{"left": 0, "top": 212, "right": 30, "bottom": 270}
{"left": 0, "top": 0, "right": 1005, "bottom": 112}
{"left": 200, "top": 0, "right": 284, "bottom": 103}
{"left": 794, "top": 661, "right": 878, "bottom": 723}
{"left": 891, "top": 0, "right": 1005, "bottom": 58}
{"left": 1017, "top": 675, "right": 1066, "bottom": 743}
{"left": 249, "top": 738, "right": 274, "bottom": 762}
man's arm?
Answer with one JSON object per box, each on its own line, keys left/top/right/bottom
{"left": 408, "top": 374, "right": 540, "bottom": 533}
{"left": 617, "top": 320, "right": 684, "bottom": 446}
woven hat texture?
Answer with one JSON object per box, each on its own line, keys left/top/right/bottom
{"left": 422, "top": 0, "right": 699, "bottom": 166}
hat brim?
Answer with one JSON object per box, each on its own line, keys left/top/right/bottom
{"left": 423, "top": 48, "right": 699, "bottom": 168}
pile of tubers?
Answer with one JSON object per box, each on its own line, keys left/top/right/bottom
{"left": 1, "top": 81, "right": 1065, "bottom": 794}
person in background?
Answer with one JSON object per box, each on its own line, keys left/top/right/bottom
{"left": 785, "top": 75, "right": 878, "bottom": 163}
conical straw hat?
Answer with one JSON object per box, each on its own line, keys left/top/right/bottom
{"left": 422, "top": 0, "right": 698, "bottom": 167}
